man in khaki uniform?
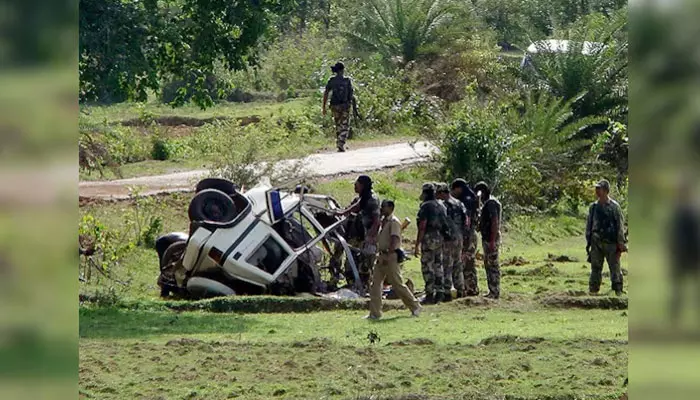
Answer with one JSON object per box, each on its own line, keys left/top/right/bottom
{"left": 366, "top": 200, "right": 421, "bottom": 319}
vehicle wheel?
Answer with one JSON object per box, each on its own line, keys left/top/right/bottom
{"left": 188, "top": 189, "right": 237, "bottom": 222}
{"left": 186, "top": 277, "right": 236, "bottom": 299}
{"left": 160, "top": 241, "right": 186, "bottom": 270}
{"left": 195, "top": 178, "right": 238, "bottom": 196}
{"left": 155, "top": 232, "right": 188, "bottom": 262}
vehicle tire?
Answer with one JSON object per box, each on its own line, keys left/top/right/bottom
{"left": 155, "top": 232, "right": 188, "bottom": 262}
{"left": 195, "top": 178, "right": 238, "bottom": 196}
{"left": 186, "top": 277, "right": 236, "bottom": 299}
{"left": 188, "top": 189, "right": 237, "bottom": 222}
{"left": 160, "top": 241, "right": 187, "bottom": 270}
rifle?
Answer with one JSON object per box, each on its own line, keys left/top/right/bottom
{"left": 352, "top": 96, "right": 362, "bottom": 120}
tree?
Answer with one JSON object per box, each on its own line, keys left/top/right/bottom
{"left": 342, "top": 0, "right": 465, "bottom": 65}
{"left": 523, "top": 9, "right": 628, "bottom": 124}
{"left": 79, "top": 0, "right": 294, "bottom": 108}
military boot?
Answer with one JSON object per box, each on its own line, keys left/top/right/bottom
{"left": 434, "top": 292, "right": 445, "bottom": 304}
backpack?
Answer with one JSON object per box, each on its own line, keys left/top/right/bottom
{"left": 438, "top": 201, "right": 457, "bottom": 242}
{"left": 330, "top": 77, "right": 352, "bottom": 105}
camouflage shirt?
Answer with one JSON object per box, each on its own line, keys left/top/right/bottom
{"left": 443, "top": 196, "right": 467, "bottom": 240}
{"left": 418, "top": 199, "right": 448, "bottom": 243}
{"left": 479, "top": 196, "right": 502, "bottom": 241}
{"left": 586, "top": 199, "right": 625, "bottom": 245}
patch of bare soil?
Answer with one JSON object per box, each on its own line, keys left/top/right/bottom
{"left": 165, "top": 338, "right": 205, "bottom": 347}
{"left": 121, "top": 115, "right": 260, "bottom": 128}
{"left": 290, "top": 337, "right": 332, "bottom": 349}
{"left": 503, "top": 256, "right": 529, "bottom": 266}
{"left": 540, "top": 295, "right": 628, "bottom": 310}
{"left": 524, "top": 263, "right": 560, "bottom": 277}
{"left": 479, "top": 335, "right": 546, "bottom": 346}
{"left": 452, "top": 296, "right": 491, "bottom": 307}
{"left": 161, "top": 296, "right": 409, "bottom": 314}
{"left": 546, "top": 253, "right": 580, "bottom": 263}
{"left": 387, "top": 338, "right": 435, "bottom": 346}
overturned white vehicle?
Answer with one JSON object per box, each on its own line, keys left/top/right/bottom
{"left": 155, "top": 179, "right": 363, "bottom": 299}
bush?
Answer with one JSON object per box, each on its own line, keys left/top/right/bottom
{"left": 438, "top": 96, "right": 507, "bottom": 186}
{"left": 439, "top": 91, "right": 606, "bottom": 210}
{"left": 151, "top": 136, "right": 172, "bottom": 161}
{"left": 161, "top": 72, "right": 223, "bottom": 105}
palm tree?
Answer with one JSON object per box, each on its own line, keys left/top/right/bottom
{"left": 500, "top": 92, "right": 606, "bottom": 206}
{"left": 522, "top": 9, "right": 628, "bottom": 125}
{"left": 341, "top": 0, "right": 463, "bottom": 65}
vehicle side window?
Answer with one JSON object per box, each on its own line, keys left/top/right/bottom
{"left": 246, "top": 235, "right": 290, "bottom": 275}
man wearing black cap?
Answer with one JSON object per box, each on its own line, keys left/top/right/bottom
{"left": 335, "top": 175, "right": 381, "bottom": 292}
{"left": 322, "top": 62, "right": 356, "bottom": 152}
{"left": 415, "top": 182, "right": 449, "bottom": 304}
{"left": 451, "top": 178, "right": 480, "bottom": 297}
{"left": 474, "top": 181, "right": 502, "bottom": 299}
{"left": 586, "top": 179, "right": 627, "bottom": 296}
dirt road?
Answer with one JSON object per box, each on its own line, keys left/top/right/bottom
{"left": 79, "top": 141, "right": 438, "bottom": 199}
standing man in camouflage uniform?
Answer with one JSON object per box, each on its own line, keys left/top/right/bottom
{"left": 322, "top": 62, "right": 355, "bottom": 152}
{"left": 335, "top": 175, "right": 381, "bottom": 292}
{"left": 586, "top": 179, "right": 627, "bottom": 296}
{"left": 414, "top": 183, "right": 448, "bottom": 304}
{"left": 451, "top": 178, "right": 480, "bottom": 297}
{"left": 436, "top": 183, "right": 466, "bottom": 302}
{"left": 474, "top": 181, "right": 502, "bottom": 299}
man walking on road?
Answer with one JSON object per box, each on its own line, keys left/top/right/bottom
{"left": 586, "top": 179, "right": 627, "bottom": 296}
{"left": 415, "top": 183, "right": 448, "bottom": 304}
{"left": 450, "top": 178, "right": 480, "bottom": 297}
{"left": 436, "top": 183, "right": 466, "bottom": 302}
{"left": 475, "top": 181, "right": 502, "bottom": 299}
{"left": 322, "top": 62, "right": 356, "bottom": 152}
{"left": 366, "top": 200, "right": 421, "bottom": 319}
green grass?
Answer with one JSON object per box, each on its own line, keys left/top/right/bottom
{"left": 79, "top": 305, "right": 627, "bottom": 400}
{"left": 79, "top": 168, "right": 628, "bottom": 399}
{"left": 79, "top": 98, "right": 418, "bottom": 181}
{"left": 81, "top": 98, "right": 309, "bottom": 125}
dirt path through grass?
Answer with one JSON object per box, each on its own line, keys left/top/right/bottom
{"left": 78, "top": 141, "right": 438, "bottom": 199}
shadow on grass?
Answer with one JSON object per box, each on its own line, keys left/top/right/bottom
{"left": 79, "top": 307, "right": 260, "bottom": 339}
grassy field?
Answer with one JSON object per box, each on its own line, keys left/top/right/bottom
{"left": 79, "top": 167, "right": 628, "bottom": 399}
{"left": 79, "top": 99, "right": 417, "bottom": 181}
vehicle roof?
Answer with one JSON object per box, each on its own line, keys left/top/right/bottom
{"left": 526, "top": 39, "right": 605, "bottom": 55}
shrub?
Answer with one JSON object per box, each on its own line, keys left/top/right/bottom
{"left": 438, "top": 97, "right": 507, "bottom": 186}
{"left": 79, "top": 214, "right": 135, "bottom": 283}
{"left": 439, "top": 91, "right": 606, "bottom": 210}
{"left": 151, "top": 136, "right": 172, "bottom": 161}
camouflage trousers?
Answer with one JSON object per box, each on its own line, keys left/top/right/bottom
{"left": 442, "top": 239, "right": 463, "bottom": 295}
{"left": 460, "top": 231, "right": 479, "bottom": 295}
{"left": 349, "top": 239, "right": 376, "bottom": 292}
{"left": 421, "top": 240, "right": 444, "bottom": 296}
{"left": 482, "top": 240, "right": 500, "bottom": 298}
{"left": 589, "top": 240, "right": 623, "bottom": 292}
{"left": 331, "top": 104, "right": 350, "bottom": 150}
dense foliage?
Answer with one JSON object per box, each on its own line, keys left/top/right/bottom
{"left": 79, "top": 0, "right": 629, "bottom": 212}
{"left": 79, "top": 0, "right": 293, "bottom": 108}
